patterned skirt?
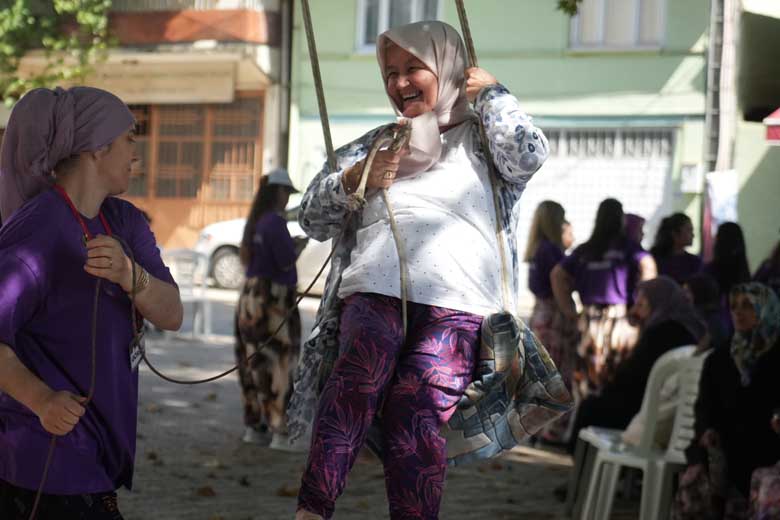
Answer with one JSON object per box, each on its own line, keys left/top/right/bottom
{"left": 234, "top": 276, "right": 301, "bottom": 434}
{"left": 573, "top": 303, "right": 638, "bottom": 401}
{"left": 529, "top": 298, "right": 580, "bottom": 443}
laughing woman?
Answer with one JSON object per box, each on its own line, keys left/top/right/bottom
{"left": 287, "top": 21, "right": 549, "bottom": 520}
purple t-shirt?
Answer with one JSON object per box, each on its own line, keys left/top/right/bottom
{"left": 560, "top": 237, "right": 649, "bottom": 305}
{"left": 0, "top": 189, "right": 175, "bottom": 494}
{"left": 654, "top": 251, "right": 703, "bottom": 284}
{"left": 245, "top": 211, "right": 297, "bottom": 287}
{"left": 528, "top": 239, "right": 565, "bottom": 299}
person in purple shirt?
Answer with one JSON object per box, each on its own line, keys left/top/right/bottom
{"left": 651, "top": 212, "right": 703, "bottom": 284}
{"left": 525, "top": 201, "right": 578, "bottom": 444}
{"left": 234, "top": 168, "right": 302, "bottom": 450}
{"left": 705, "top": 221, "right": 752, "bottom": 337}
{"left": 551, "top": 198, "right": 657, "bottom": 402}
{"left": 753, "top": 238, "right": 780, "bottom": 297}
{"left": 0, "top": 87, "right": 182, "bottom": 519}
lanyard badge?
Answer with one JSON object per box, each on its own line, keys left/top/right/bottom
{"left": 129, "top": 331, "right": 145, "bottom": 371}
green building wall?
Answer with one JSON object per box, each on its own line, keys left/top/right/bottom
{"left": 288, "top": 0, "right": 710, "bottom": 251}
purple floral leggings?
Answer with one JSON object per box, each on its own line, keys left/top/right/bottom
{"left": 298, "top": 293, "right": 482, "bottom": 519}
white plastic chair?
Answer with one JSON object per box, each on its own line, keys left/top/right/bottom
{"left": 577, "top": 345, "right": 710, "bottom": 520}
{"left": 161, "top": 248, "right": 212, "bottom": 336}
{"left": 567, "top": 345, "right": 695, "bottom": 517}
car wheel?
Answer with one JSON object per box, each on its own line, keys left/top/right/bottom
{"left": 212, "top": 247, "right": 244, "bottom": 289}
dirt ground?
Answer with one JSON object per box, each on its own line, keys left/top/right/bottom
{"left": 118, "top": 335, "right": 574, "bottom": 520}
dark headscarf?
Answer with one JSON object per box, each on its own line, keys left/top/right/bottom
{"left": 637, "top": 276, "right": 707, "bottom": 341}
{"left": 729, "top": 282, "right": 780, "bottom": 386}
{"left": 0, "top": 86, "right": 135, "bottom": 223}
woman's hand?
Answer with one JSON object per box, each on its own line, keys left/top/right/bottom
{"left": 36, "top": 390, "right": 86, "bottom": 436}
{"left": 342, "top": 148, "right": 407, "bottom": 193}
{"left": 84, "top": 235, "right": 134, "bottom": 292}
{"left": 465, "top": 67, "right": 498, "bottom": 103}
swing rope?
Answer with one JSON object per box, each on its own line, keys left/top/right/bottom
{"left": 455, "top": 0, "right": 513, "bottom": 313}
{"left": 300, "top": 0, "right": 411, "bottom": 337}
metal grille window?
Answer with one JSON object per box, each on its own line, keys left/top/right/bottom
{"left": 209, "top": 97, "right": 262, "bottom": 201}
{"left": 544, "top": 128, "right": 672, "bottom": 158}
{"left": 157, "top": 106, "right": 205, "bottom": 198}
{"left": 570, "top": 0, "right": 665, "bottom": 50}
{"left": 356, "top": 0, "right": 440, "bottom": 52}
{"left": 123, "top": 94, "right": 263, "bottom": 202}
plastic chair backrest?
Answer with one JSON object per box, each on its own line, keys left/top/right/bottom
{"left": 634, "top": 345, "right": 697, "bottom": 453}
{"left": 664, "top": 350, "right": 711, "bottom": 463}
{"left": 161, "top": 248, "right": 208, "bottom": 297}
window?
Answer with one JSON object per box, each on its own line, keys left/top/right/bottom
{"left": 209, "top": 98, "right": 262, "bottom": 201}
{"left": 570, "top": 0, "right": 665, "bottom": 50}
{"left": 157, "top": 106, "right": 205, "bottom": 198}
{"left": 122, "top": 94, "right": 263, "bottom": 201}
{"left": 544, "top": 129, "right": 673, "bottom": 158}
{"left": 356, "top": 0, "right": 440, "bottom": 52}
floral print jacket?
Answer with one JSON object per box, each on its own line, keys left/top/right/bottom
{"left": 287, "top": 84, "right": 550, "bottom": 462}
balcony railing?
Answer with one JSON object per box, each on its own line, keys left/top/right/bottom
{"left": 111, "top": 0, "right": 273, "bottom": 12}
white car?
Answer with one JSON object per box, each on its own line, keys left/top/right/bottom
{"left": 194, "top": 209, "right": 332, "bottom": 293}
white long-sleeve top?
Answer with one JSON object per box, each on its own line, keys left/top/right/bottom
{"left": 338, "top": 121, "right": 506, "bottom": 316}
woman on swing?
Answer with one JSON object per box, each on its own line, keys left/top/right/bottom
{"left": 289, "top": 21, "right": 549, "bottom": 519}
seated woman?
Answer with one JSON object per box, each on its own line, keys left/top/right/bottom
{"left": 673, "top": 282, "right": 780, "bottom": 519}
{"left": 566, "top": 276, "right": 706, "bottom": 454}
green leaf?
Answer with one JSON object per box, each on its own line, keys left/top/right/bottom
{"left": 0, "top": 0, "right": 113, "bottom": 104}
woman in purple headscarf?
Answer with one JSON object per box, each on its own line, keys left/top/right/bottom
{"left": 0, "top": 87, "right": 183, "bottom": 518}
{"left": 289, "top": 21, "right": 549, "bottom": 519}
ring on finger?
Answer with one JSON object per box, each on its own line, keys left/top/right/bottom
{"left": 383, "top": 170, "right": 395, "bottom": 180}
{"left": 109, "top": 258, "right": 113, "bottom": 268}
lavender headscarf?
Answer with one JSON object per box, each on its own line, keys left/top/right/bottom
{"left": 624, "top": 213, "right": 646, "bottom": 244}
{"left": 637, "top": 275, "right": 707, "bottom": 341}
{"left": 0, "top": 86, "right": 135, "bottom": 223}
{"left": 376, "top": 21, "right": 475, "bottom": 175}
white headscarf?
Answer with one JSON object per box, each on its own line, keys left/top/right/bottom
{"left": 376, "top": 21, "right": 475, "bottom": 175}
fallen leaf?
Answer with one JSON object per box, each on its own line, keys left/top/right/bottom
{"left": 491, "top": 461, "right": 503, "bottom": 470}
{"left": 238, "top": 476, "right": 251, "bottom": 487}
{"left": 146, "top": 451, "right": 158, "bottom": 461}
{"left": 205, "top": 393, "right": 218, "bottom": 401}
{"left": 208, "top": 515, "right": 224, "bottom": 520}
{"left": 195, "top": 486, "right": 217, "bottom": 497}
{"left": 145, "top": 404, "right": 161, "bottom": 413}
